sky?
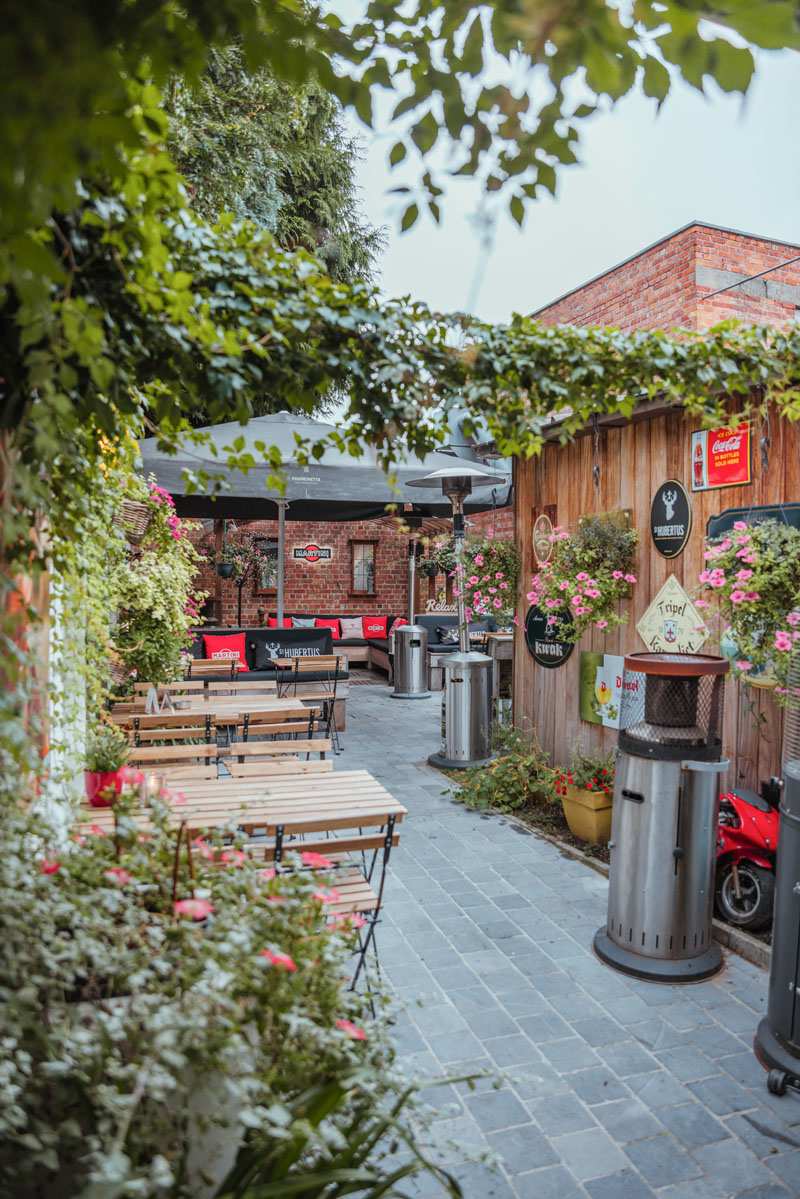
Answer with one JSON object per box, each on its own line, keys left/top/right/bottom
{"left": 346, "top": 48, "right": 800, "bottom": 325}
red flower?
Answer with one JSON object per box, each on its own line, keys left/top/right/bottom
{"left": 336, "top": 1018, "right": 366, "bottom": 1040}
{"left": 258, "top": 867, "right": 277, "bottom": 881}
{"left": 586, "top": 781, "right": 592, "bottom": 790}
{"left": 266, "top": 894, "right": 286, "bottom": 905}
{"left": 329, "top": 912, "right": 366, "bottom": 931}
{"left": 120, "top": 767, "right": 144, "bottom": 785}
{"left": 89, "top": 825, "right": 107, "bottom": 837}
{"left": 601, "top": 769, "right": 608, "bottom": 775}
{"left": 104, "top": 868, "right": 132, "bottom": 886}
{"left": 40, "top": 858, "right": 61, "bottom": 875}
{"left": 301, "top": 851, "right": 334, "bottom": 869}
{"left": 261, "top": 949, "right": 296, "bottom": 971}
{"left": 192, "top": 838, "right": 215, "bottom": 861}
{"left": 174, "top": 898, "right": 214, "bottom": 920}
{"left": 313, "top": 886, "right": 341, "bottom": 905}
{"left": 221, "top": 849, "right": 246, "bottom": 867}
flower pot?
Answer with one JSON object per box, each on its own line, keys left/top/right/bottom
{"left": 84, "top": 769, "right": 125, "bottom": 807}
{"left": 216, "top": 562, "right": 235, "bottom": 579}
{"left": 561, "top": 783, "right": 613, "bottom": 843}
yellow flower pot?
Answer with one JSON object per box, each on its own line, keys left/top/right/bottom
{"left": 561, "top": 783, "right": 613, "bottom": 844}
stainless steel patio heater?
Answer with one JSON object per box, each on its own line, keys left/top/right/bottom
{"left": 392, "top": 526, "right": 430, "bottom": 699}
{"left": 407, "top": 463, "right": 507, "bottom": 769}
{"left": 755, "top": 659, "right": 800, "bottom": 1096}
{"left": 594, "top": 653, "right": 729, "bottom": 983}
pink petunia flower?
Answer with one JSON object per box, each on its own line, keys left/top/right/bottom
{"left": 775, "top": 631, "right": 793, "bottom": 653}
{"left": 787, "top": 612, "right": 800, "bottom": 627}
{"left": 733, "top": 520, "right": 748, "bottom": 530}
{"left": 729, "top": 590, "right": 746, "bottom": 604}
{"left": 744, "top": 592, "right": 760, "bottom": 602}
{"left": 576, "top": 572, "right": 589, "bottom": 582}
{"left": 40, "top": 858, "right": 61, "bottom": 875}
{"left": 104, "top": 868, "right": 132, "bottom": 886}
{"left": 624, "top": 574, "right": 637, "bottom": 584}
{"left": 612, "top": 570, "right": 623, "bottom": 579}
{"left": 474, "top": 555, "right": 484, "bottom": 566}
{"left": 735, "top": 661, "right": 752, "bottom": 671}
{"left": 261, "top": 948, "right": 296, "bottom": 971}
{"left": 596, "top": 619, "right": 608, "bottom": 629}
{"left": 735, "top": 570, "right": 753, "bottom": 581}
{"left": 174, "top": 898, "right": 214, "bottom": 920}
{"left": 493, "top": 598, "right": 502, "bottom": 608}
{"left": 336, "top": 1018, "right": 366, "bottom": 1040}
{"left": 468, "top": 576, "right": 479, "bottom": 586}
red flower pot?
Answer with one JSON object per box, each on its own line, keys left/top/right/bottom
{"left": 84, "top": 769, "right": 126, "bottom": 807}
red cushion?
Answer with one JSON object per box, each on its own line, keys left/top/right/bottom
{"left": 267, "top": 617, "right": 292, "bottom": 628}
{"left": 362, "top": 616, "right": 387, "bottom": 638}
{"left": 391, "top": 618, "right": 408, "bottom": 631}
{"left": 202, "top": 633, "right": 249, "bottom": 671}
{"left": 315, "top": 618, "right": 341, "bottom": 640}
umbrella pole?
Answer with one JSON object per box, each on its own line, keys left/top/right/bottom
{"left": 277, "top": 500, "right": 286, "bottom": 624}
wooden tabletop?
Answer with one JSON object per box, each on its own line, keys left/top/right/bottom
{"left": 77, "top": 769, "right": 407, "bottom": 838}
{"left": 175, "top": 695, "right": 308, "bottom": 719}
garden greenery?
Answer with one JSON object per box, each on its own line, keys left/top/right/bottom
{"left": 699, "top": 518, "right": 800, "bottom": 702}
{"left": 0, "top": 793, "right": 464, "bottom": 1198}
{"left": 527, "top": 516, "right": 638, "bottom": 643}
{"left": 420, "top": 533, "right": 520, "bottom": 622}
{"left": 555, "top": 746, "right": 616, "bottom": 796}
{"left": 452, "top": 730, "right": 556, "bottom": 813}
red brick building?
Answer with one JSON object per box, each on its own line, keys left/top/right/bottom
{"left": 533, "top": 222, "right": 800, "bottom": 332}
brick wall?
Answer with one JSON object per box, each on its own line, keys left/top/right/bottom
{"left": 190, "top": 507, "right": 515, "bottom": 625}
{"left": 534, "top": 222, "right": 800, "bottom": 332}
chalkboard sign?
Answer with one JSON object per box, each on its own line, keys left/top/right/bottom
{"left": 707, "top": 502, "right": 800, "bottom": 539}
{"left": 524, "top": 606, "right": 574, "bottom": 669}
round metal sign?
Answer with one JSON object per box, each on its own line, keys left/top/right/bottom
{"left": 532, "top": 514, "right": 554, "bottom": 564}
{"left": 524, "top": 605, "right": 575, "bottom": 668}
{"left": 650, "top": 480, "right": 692, "bottom": 559}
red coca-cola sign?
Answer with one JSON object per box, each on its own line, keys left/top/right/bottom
{"left": 690, "top": 422, "right": 751, "bottom": 492}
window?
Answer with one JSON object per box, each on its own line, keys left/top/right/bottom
{"left": 350, "top": 540, "right": 377, "bottom": 595}
{"left": 254, "top": 537, "right": 280, "bottom": 593}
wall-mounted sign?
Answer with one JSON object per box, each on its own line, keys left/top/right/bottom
{"left": 691, "top": 422, "right": 751, "bottom": 492}
{"left": 650, "top": 479, "right": 692, "bottom": 558}
{"left": 532, "top": 514, "right": 554, "bottom": 564}
{"left": 636, "top": 575, "right": 708, "bottom": 653}
{"left": 524, "top": 605, "right": 575, "bottom": 669}
{"left": 579, "top": 652, "right": 625, "bottom": 728}
{"left": 293, "top": 544, "right": 332, "bottom": 562}
{"left": 425, "top": 598, "right": 457, "bottom": 613}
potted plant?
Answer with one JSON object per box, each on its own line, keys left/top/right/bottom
{"left": 84, "top": 723, "right": 131, "bottom": 806}
{"left": 455, "top": 729, "right": 556, "bottom": 812}
{"left": 697, "top": 517, "right": 800, "bottom": 703}
{"left": 527, "top": 515, "right": 638, "bottom": 642}
{"left": 555, "top": 745, "right": 616, "bottom": 842}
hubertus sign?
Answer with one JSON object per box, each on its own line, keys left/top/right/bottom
{"left": 524, "top": 605, "right": 574, "bottom": 668}
{"left": 650, "top": 479, "right": 692, "bottom": 558}
{"left": 292, "top": 544, "right": 332, "bottom": 562}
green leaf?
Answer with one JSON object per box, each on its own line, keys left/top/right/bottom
{"left": 389, "top": 141, "right": 407, "bottom": 166}
{"left": 400, "top": 203, "right": 419, "bottom": 231}
{"left": 642, "top": 56, "right": 671, "bottom": 104}
{"left": 509, "top": 194, "right": 525, "bottom": 227}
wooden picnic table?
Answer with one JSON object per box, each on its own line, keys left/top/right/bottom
{"left": 77, "top": 769, "right": 407, "bottom": 839}
{"left": 176, "top": 694, "right": 308, "bottom": 720}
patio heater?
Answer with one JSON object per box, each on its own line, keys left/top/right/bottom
{"left": 407, "top": 463, "right": 507, "bottom": 769}
{"left": 593, "top": 653, "right": 729, "bottom": 982}
{"left": 391, "top": 520, "right": 430, "bottom": 699}
{"left": 755, "top": 659, "right": 800, "bottom": 1095}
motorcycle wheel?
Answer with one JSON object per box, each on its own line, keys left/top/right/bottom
{"left": 715, "top": 861, "right": 775, "bottom": 931}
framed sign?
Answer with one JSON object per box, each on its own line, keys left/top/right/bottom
{"left": 650, "top": 480, "right": 692, "bottom": 558}
{"left": 531, "top": 504, "right": 557, "bottom": 564}
{"left": 524, "top": 605, "right": 574, "bottom": 668}
{"left": 691, "top": 422, "right": 751, "bottom": 492}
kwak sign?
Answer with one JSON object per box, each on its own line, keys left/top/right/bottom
{"left": 524, "top": 606, "right": 574, "bottom": 669}
{"left": 636, "top": 575, "right": 708, "bottom": 653}
{"left": 293, "top": 544, "right": 332, "bottom": 562}
{"left": 650, "top": 480, "right": 692, "bottom": 558}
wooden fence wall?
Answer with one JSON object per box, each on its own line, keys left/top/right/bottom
{"left": 513, "top": 401, "right": 800, "bottom": 792}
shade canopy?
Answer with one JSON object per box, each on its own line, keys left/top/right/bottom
{"left": 138, "top": 411, "right": 511, "bottom": 521}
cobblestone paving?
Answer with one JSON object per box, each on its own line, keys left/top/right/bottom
{"left": 340, "top": 686, "right": 800, "bottom": 1199}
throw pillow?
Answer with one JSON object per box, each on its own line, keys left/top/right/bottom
{"left": 435, "top": 625, "right": 459, "bottom": 645}
{"left": 339, "top": 616, "right": 364, "bottom": 640}
{"left": 315, "top": 618, "right": 341, "bottom": 639}
{"left": 202, "top": 633, "right": 249, "bottom": 671}
{"left": 267, "top": 617, "right": 292, "bottom": 628}
{"left": 292, "top": 616, "right": 316, "bottom": 628}
{"left": 362, "top": 615, "right": 387, "bottom": 638}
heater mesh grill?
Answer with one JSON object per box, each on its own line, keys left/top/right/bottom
{"left": 619, "top": 667, "right": 726, "bottom": 761}
{"left": 783, "top": 653, "right": 800, "bottom": 770}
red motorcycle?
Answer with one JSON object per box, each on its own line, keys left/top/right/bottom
{"left": 715, "top": 780, "right": 781, "bottom": 932}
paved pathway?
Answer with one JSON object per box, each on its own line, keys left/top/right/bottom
{"left": 340, "top": 684, "right": 800, "bottom": 1199}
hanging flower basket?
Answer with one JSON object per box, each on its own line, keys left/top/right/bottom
{"left": 113, "top": 499, "right": 152, "bottom": 546}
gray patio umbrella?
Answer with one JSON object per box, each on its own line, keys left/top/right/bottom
{"left": 138, "top": 411, "right": 511, "bottom": 620}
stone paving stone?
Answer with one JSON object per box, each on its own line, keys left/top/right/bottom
{"left": 569, "top": 1016, "right": 628, "bottom": 1047}
{"left": 624, "top": 1135, "right": 703, "bottom": 1187}
{"left": 548, "top": 1126, "right": 630, "bottom": 1181}
{"left": 527, "top": 1092, "right": 598, "bottom": 1135}
{"left": 658, "top": 1102, "right": 732, "bottom": 1149}
{"left": 596, "top": 1041, "right": 661, "bottom": 1078}
{"left": 686, "top": 1072, "right": 763, "bottom": 1116}
{"left": 539, "top": 1037, "right": 603, "bottom": 1074}
{"left": 515, "top": 1011, "right": 573, "bottom": 1043}
{"left": 483, "top": 1034, "right": 543, "bottom": 1068}
{"left": 463, "top": 1087, "right": 532, "bottom": 1133}
{"left": 486, "top": 1123, "right": 559, "bottom": 1173}
{"left": 513, "top": 1164, "right": 588, "bottom": 1199}
{"left": 691, "top": 1139, "right": 780, "bottom": 1193}
{"left": 448, "top": 985, "right": 501, "bottom": 1016}
{"left": 591, "top": 1096, "right": 664, "bottom": 1143}
{"left": 584, "top": 1170, "right": 658, "bottom": 1199}
{"left": 658, "top": 1180, "right": 728, "bottom": 1199}
{"left": 765, "top": 1150, "right": 800, "bottom": 1195}
{"left": 626, "top": 1071, "right": 695, "bottom": 1109}
{"left": 724, "top": 1111, "right": 800, "bottom": 1158}
{"left": 653, "top": 1046, "right": 720, "bottom": 1083}
{"left": 427, "top": 1029, "right": 486, "bottom": 1063}
{"left": 569, "top": 1066, "right": 633, "bottom": 1105}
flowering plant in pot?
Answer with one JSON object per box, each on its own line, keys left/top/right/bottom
{"left": 527, "top": 516, "right": 638, "bottom": 643}
{"left": 456, "top": 532, "right": 521, "bottom": 625}
{"left": 84, "top": 722, "right": 131, "bottom": 806}
{"left": 697, "top": 517, "right": 800, "bottom": 703}
{"left": 555, "top": 745, "right": 616, "bottom": 843}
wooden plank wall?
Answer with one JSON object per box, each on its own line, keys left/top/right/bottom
{"left": 513, "top": 403, "right": 796, "bottom": 791}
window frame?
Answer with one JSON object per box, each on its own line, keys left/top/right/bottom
{"left": 348, "top": 538, "right": 379, "bottom": 597}
{"left": 252, "top": 536, "right": 281, "bottom": 595}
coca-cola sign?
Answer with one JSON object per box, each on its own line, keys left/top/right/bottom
{"left": 691, "top": 422, "right": 751, "bottom": 492}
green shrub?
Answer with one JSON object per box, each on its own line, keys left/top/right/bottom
{"left": 452, "top": 730, "right": 556, "bottom": 812}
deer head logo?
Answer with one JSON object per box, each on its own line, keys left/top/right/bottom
{"left": 662, "top": 488, "right": 677, "bottom": 522}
